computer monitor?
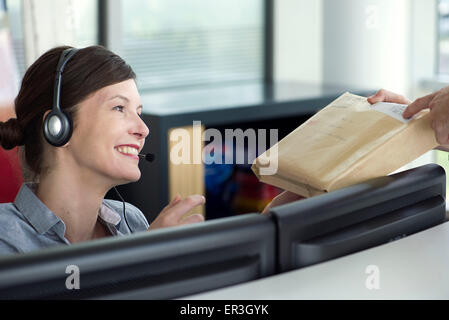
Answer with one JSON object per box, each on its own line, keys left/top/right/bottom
{"left": 0, "top": 213, "right": 276, "bottom": 299}
{"left": 269, "top": 163, "right": 447, "bottom": 272}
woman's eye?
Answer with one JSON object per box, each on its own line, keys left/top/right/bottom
{"left": 113, "top": 105, "right": 124, "bottom": 112}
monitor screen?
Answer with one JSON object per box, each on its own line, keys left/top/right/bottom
{"left": 269, "top": 163, "right": 447, "bottom": 272}
{"left": 0, "top": 213, "right": 276, "bottom": 299}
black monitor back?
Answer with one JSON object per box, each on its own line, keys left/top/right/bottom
{"left": 269, "top": 163, "right": 446, "bottom": 272}
{"left": 0, "top": 213, "right": 276, "bottom": 299}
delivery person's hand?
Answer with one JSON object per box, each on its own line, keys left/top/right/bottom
{"left": 261, "top": 191, "right": 305, "bottom": 215}
{"left": 367, "top": 88, "right": 449, "bottom": 152}
{"left": 148, "top": 194, "right": 205, "bottom": 230}
{"left": 367, "top": 88, "right": 412, "bottom": 105}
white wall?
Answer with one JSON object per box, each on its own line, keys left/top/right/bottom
{"left": 410, "top": 0, "right": 438, "bottom": 99}
{"left": 322, "top": 0, "right": 411, "bottom": 96}
{"left": 275, "top": 0, "right": 437, "bottom": 100}
{"left": 274, "top": 0, "right": 322, "bottom": 84}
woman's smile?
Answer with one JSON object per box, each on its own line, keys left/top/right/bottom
{"left": 115, "top": 144, "right": 140, "bottom": 160}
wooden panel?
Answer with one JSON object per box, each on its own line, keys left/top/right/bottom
{"left": 168, "top": 124, "right": 205, "bottom": 218}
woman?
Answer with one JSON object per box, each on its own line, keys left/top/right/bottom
{"left": 0, "top": 46, "right": 300, "bottom": 254}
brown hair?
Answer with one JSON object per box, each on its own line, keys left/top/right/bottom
{"left": 0, "top": 45, "right": 136, "bottom": 182}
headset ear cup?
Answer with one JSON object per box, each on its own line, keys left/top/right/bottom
{"left": 43, "top": 109, "right": 73, "bottom": 147}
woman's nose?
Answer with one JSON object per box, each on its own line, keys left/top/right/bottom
{"left": 131, "top": 115, "right": 150, "bottom": 139}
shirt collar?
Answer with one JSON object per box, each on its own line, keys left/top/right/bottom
{"left": 99, "top": 201, "right": 122, "bottom": 226}
{"left": 14, "top": 183, "right": 123, "bottom": 236}
{"left": 14, "top": 183, "right": 64, "bottom": 236}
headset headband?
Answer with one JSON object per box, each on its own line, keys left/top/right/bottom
{"left": 53, "top": 48, "right": 79, "bottom": 111}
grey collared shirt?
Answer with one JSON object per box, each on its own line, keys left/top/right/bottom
{"left": 0, "top": 183, "right": 150, "bottom": 255}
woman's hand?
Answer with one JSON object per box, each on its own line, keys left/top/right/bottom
{"left": 261, "top": 191, "right": 305, "bottom": 215}
{"left": 149, "top": 194, "right": 205, "bottom": 230}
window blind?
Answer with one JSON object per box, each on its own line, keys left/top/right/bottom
{"left": 120, "top": 0, "right": 264, "bottom": 91}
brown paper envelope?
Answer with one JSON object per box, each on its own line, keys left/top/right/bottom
{"left": 252, "top": 92, "right": 438, "bottom": 197}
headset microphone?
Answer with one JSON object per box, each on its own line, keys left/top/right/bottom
{"left": 138, "top": 153, "right": 155, "bottom": 162}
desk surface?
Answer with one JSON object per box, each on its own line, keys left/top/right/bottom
{"left": 183, "top": 221, "right": 449, "bottom": 300}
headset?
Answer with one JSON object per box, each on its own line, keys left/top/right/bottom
{"left": 43, "top": 48, "right": 79, "bottom": 147}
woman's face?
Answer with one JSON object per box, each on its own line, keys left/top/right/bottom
{"left": 66, "top": 79, "right": 149, "bottom": 185}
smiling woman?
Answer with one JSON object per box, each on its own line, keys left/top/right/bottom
{"left": 0, "top": 45, "right": 206, "bottom": 255}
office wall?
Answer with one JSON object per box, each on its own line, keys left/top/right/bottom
{"left": 410, "top": 0, "right": 437, "bottom": 99}
{"left": 322, "top": 0, "right": 412, "bottom": 96}
{"left": 274, "top": 0, "right": 323, "bottom": 84}
{"left": 275, "top": 0, "right": 437, "bottom": 100}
